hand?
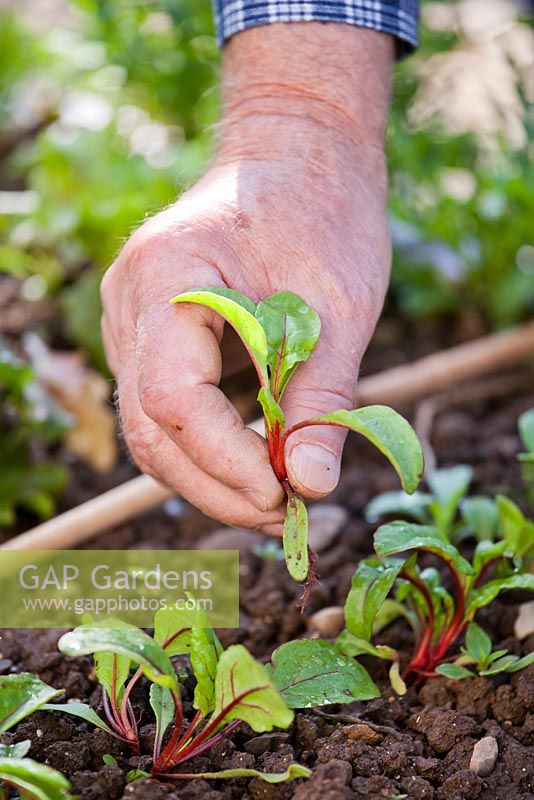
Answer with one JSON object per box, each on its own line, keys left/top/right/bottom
{"left": 101, "top": 23, "right": 393, "bottom": 534}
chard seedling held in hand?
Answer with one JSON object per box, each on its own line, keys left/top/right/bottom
{"left": 171, "top": 288, "right": 423, "bottom": 601}
{"left": 45, "top": 609, "right": 309, "bottom": 785}
{"left": 336, "top": 520, "right": 534, "bottom": 683}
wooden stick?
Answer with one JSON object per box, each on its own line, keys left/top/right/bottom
{"left": 4, "top": 322, "right": 534, "bottom": 551}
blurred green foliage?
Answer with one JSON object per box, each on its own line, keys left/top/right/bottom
{"left": 0, "top": 338, "right": 69, "bottom": 526}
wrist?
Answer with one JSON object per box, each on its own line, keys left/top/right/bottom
{"left": 216, "top": 22, "right": 393, "bottom": 167}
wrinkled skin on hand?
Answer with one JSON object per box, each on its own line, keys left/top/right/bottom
{"left": 101, "top": 24, "right": 393, "bottom": 535}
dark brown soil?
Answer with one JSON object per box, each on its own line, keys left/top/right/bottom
{"left": 1, "top": 345, "right": 533, "bottom": 799}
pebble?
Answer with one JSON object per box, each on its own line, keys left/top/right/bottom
{"left": 0, "top": 659, "right": 13, "bottom": 674}
{"left": 197, "top": 528, "right": 257, "bottom": 553}
{"left": 469, "top": 736, "right": 498, "bottom": 777}
{"left": 308, "top": 504, "right": 348, "bottom": 552}
{"left": 307, "top": 606, "right": 345, "bottom": 638}
{"left": 244, "top": 732, "right": 289, "bottom": 755}
{"left": 342, "top": 723, "right": 383, "bottom": 745}
{"left": 514, "top": 600, "right": 534, "bottom": 640}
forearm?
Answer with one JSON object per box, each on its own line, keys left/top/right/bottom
{"left": 215, "top": 23, "right": 393, "bottom": 180}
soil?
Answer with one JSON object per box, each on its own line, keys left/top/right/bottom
{"left": 1, "top": 330, "right": 533, "bottom": 799}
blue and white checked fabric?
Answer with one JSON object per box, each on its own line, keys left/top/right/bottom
{"left": 213, "top": 0, "right": 419, "bottom": 54}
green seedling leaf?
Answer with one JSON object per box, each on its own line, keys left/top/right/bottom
{"left": 190, "top": 626, "right": 223, "bottom": 715}
{"left": 302, "top": 406, "right": 423, "bottom": 493}
{"left": 460, "top": 497, "right": 499, "bottom": 542}
{"left": 506, "top": 652, "right": 534, "bottom": 673}
{"left": 94, "top": 651, "right": 131, "bottom": 705}
{"left": 335, "top": 630, "right": 397, "bottom": 661}
{"left": 479, "top": 655, "right": 523, "bottom": 676}
{"left": 174, "top": 764, "right": 311, "bottom": 783}
{"left": 472, "top": 539, "right": 510, "bottom": 576}
{"left": 427, "top": 465, "right": 472, "bottom": 534}
{"left": 41, "top": 702, "right": 116, "bottom": 736}
{"left": 0, "top": 741, "right": 31, "bottom": 759}
{"left": 518, "top": 408, "right": 534, "bottom": 453}
{"left": 213, "top": 645, "right": 293, "bottom": 732}
{"left": 283, "top": 494, "right": 309, "bottom": 582}
{"left": 435, "top": 663, "right": 475, "bottom": 680}
{"left": 102, "top": 755, "right": 117, "bottom": 766}
{"left": 59, "top": 623, "right": 178, "bottom": 689}
{"left": 365, "top": 490, "right": 432, "bottom": 524}
{"left": 389, "top": 661, "right": 407, "bottom": 695}
{"left": 466, "top": 573, "right": 534, "bottom": 617}
{"left": 127, "top": 769, "right": 150, "bottom": 782}
{"left": 464, "top": 623, "right": 492, "bottom": 666}
{"left": 170, "top": 288, "right": 269, "bottom": 386}
{"left": 270, "top": 639, "right": 379, "bottom": 708}
{"left": 0, "top": 673, "right": 62, "bottom": 733}
{"left": 255, "top": 291, "right": 321, "bottom": 398}
{"left": 344, "top": 558, "right": 404, "bottom": 641}
{"left": 257, "top": 386, "right": 285, "bottom": 430}
{"left": 0, "top": 758, "right": 73, "bottom": 800}
{"left": 153, "top": 607, "right": 191, "bottom": 657}
{"left": 150, "top": 685, "right": 175, "bottom": 755}
{"left": 372, "top": 599, "right": 413, "bottom": 635}
{"left": 375, "top": 522, "right": 474, "bottom": 577}
{"left": 496, "top": 495, "right": 534, "bottom": 557}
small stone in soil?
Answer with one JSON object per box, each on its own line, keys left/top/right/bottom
{"left": 342, "top": 723, "right": 382, "bottom": 745}
{"left": 0, "top": 659, "right": 13, "bottom": 674}
{"left": 307, "top": 504, "right": 348, "bottom": 552}
{"left": 514, "top": 600, "right": 534, "bottom": 640}
{"left": 244, "top": 732, "right": 289, "bottom": 755}
{"left": 197, "top": 528, "right": 257, "bottom": 552}
{"left": 469, "top": 735, "right": 498, "bottom": 776}
{"left": 307, "top": 606, "right": 344, "bottom": 637}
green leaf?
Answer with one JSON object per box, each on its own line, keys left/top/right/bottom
{"left": 506, "top": 651, "right": 534, "bottom": 673}
{"left": 170, "top": 288, "right": 269, "bottom": 386}
{"left": 257, "top": 387, "right": 285, "bottom": 431}
{"left": 213, "top": 645, "right": 293, "bottom": 732}
{"left": 190, "top": 626, "right": 223, "bottom": 716}
{"left": 375, "top": 521, "right": 474, "bottom": 577}
{"left": 153, "top": 607, "right": 192, "bottom": 657}
{"left": 480, "top": 655, "right": 522, "bottom": 676}
{"left": 95, "top": 651, "right": 131, "bottom": 706}
{"left": 518, "top": 408, "right": 534, "bottom": 453}
{"left": 283, "top": 494, "right": 309, "bottom": 582}
{"left": 372, "top": 598, "right": 412, "bottom": 635}
{"left": 460, "top": 497, "right": 499, "bottom": 541}
{"left": 0, "top": 741, "right": 31, "bottom": 759}
{"left": 41, "top": 702, "right": 116, "bottom": 736}
{"left": 102, "top": 755, "right": 117, "bottom": 766}
{"left": 466, "top": 573, "right": 534, "bottom": 617}
{"left": 126, "top": 768, "right": 151, "bottom": 782}
{"left": 58, "top": 623, "right": 178, "bottom": 689}
{"left": 270, "top": 639, "right": 379, "bottom": 708}
{"left": 0, "top": 758, "right": 73, "bottom": 800}
{"left": 302, "top": 406, "right": 423, "bottom": 493}
{"left": 335, "top": 630, "right": 397, "bottom": 661}
{"left": 149, "top": 685, "right": 175, "bottom": 754}
{"left": 472, "top": 539, "right": 510, "bottom": 576}
{"left": 344, "top": 558, "right": 404, "bottom": 641}
{"left": 365, "top": 490, "right": 432, "bottom": 524}
{"left": 496, "top": 495, "right": 534, "bottom": 557}
{"left": 0, "top": 673, "right": 62, "bottom": 733}
{"left": 254, "top": 291, "right": 321, "bottom": 397}
{"left": 435, "top": 663, "right": 475, "bottom": 680}
{"left": 177, "top": 764, "right": 311, "bottom": 783}
{"left": 389, "top": 661, "right": 407, "bottom": 695}
{"left": 427, "top": 465, "right": 472, "bottom": 533}
{"left": 464, "top": 623, "right": 492, "bottom": 666}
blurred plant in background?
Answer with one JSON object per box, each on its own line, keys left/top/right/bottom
{"left": 0, "top": 0, "right": 532, "bottom": 528}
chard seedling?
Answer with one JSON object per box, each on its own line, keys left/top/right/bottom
{"left": 46, "top": 610, "right": 309, "bottom": 784}
{"left": 0, "top": 674, "right": 73, "bottom": 799}
{"left": 435, "top": 622, "right": 534, "bottom": 680}
{"left": 171, "top": 288, "right": 423, "bottom": 600}
{"left": 336, "top": 521, "right": 534, "bottom": 681}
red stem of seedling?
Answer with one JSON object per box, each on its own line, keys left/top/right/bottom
{"left": 399, "top": 570, "right": 435, "bottom": 676}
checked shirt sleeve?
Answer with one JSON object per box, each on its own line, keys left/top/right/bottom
{"left": 213, "top": 1, "right": 419, "bottom": 55}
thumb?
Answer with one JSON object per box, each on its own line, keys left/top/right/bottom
{"left": 281, "top": 348, "right": 359, "bottom": 500}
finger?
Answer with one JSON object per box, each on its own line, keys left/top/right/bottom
{"left": 117, "top": 356, "right": 286, "bottom": 530}
{"left": 136, "top": 301, "right": 284, "bottom": 512}
{"left": 282, "top": 317, "right": 368, "bottom": 500}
